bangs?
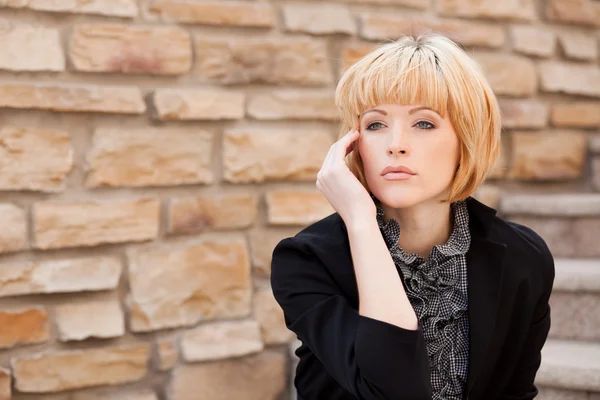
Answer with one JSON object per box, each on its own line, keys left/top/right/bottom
{"left": 335, "top": 41, "right": 450, "bottom": 129}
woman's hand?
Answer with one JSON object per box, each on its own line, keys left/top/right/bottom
{"left": 316, "top": 129, "right": 376, "bottom": 228}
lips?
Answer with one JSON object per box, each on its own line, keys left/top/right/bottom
{"left": 380, "top": 165, "right": 416, "bottom": 176}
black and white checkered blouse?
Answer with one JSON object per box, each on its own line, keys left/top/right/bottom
{"left": 374, "top": 196, "right": 471, "bottom": 400}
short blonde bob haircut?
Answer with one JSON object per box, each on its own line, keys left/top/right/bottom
{"left": 335, "top": 33, "right": 501, "bottom": 204}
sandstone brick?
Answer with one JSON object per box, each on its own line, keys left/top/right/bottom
{"left": 194, "top": 36, "right": 333, "bottom": 85}
{"left": 142, "top": 0, "right": 276, "bottom": 28}
{"left": 156, "top": 338, "right": 178, "bottom": 371}
{"left": 0, "top": 307, "right": 48, "bottom": 349}
{"left": 152, "top": 89, "right": 244, "bottom": 121}
{"left": 360, "top": 14, "right": 505, "bottom": 48}
{"left": 549, "top": 292, "right": 600, "bottom": 341}
{"left": 508, "top": 131, "right": 587, "bottom": 180}
{"left": 85, "top": 128, "right": 213, "bottom": 188}
{"left": 537, "top": 387, "right": 588, "bottom": 400}
{"left": 546, "top": 0, "right": 600, "bottom": 26}
{"left": 473, "top": 185, "right": 501, "bottom": 210}
{"left": 0, "top": 82, "right": 146, "bottom": 114}
{"left": 0, "top": 20, "right": 64, "bottom": 71}
{"left": 0, "top": 367, "right": 9, "bottom": 400}
{"left": 558, "top": 31, "right": 598, "bottom": 61}
{"left": 34, "top": 198, "right": 160, "bottom": 250}
{"left": 331, "top": 0, "right": 428, "bottom": 7}
{"left": 69, "top": 24, "right": 191, "bottom": 75}
{"left": 283, "top": 3, "right": 356, "bottom": 35}
{"left": 501, "top": 194, "right": 600, "bottom": 217}
{"left": 12, "top": 344, "right": 150, "bottom": 393}
{"left": 437, "top": 0, "right": 536, "bottom": 20}
{"left": 0, "top": 204, "right": 27, "bottom": 254}
{"left": 181, "top": 319, "right": 263, "bottom": 362}
{"left": 54, "top": 299, "right": 125, "bottom": 341}
{"left": 474, "top": 53, "right": 537, "bottom": 97}
{"left": 266, "top": 190, "right": 334, "bottom": 226}
{"left": 170, "top": 351, "right": 287, "bottom": 400}
{"left": 551, "top": 102, "right": 600, "bottom": 127}
{"left": 510, "top": 25, "right": 556, "bottom": 57}
{"left": 341, "top": 44, "right": 377, "bottom": 72}
{"left": 71, "top": 389, "right": 157, "bottom": 400}
{"left": 593, "top": 157, "right": 600, "bottom": 191}
{"left": 0, "top": 127, "right": 73, "bottom": 192}
{"left": 539, "top": 61, "right": 600, "bottom": 98}
{"left": 223, "top": 127, "right": 333, "bottom": 183}
{"left": 506, "top": 216, "right": 575, "bottom": 257}
{"left": 0, "top": 0, "right": 138, "bottom": 17}
{"left": 168, "top": 193, "right": 258, "bottom": 234}
{"left": 249, "top": 229, "right": 299, "bottom": 277}
{"left": 0, "top": 256, "right": 121, "bottom": 298}
{"left": 254, "top": 288, "right": 294, "bottom": 345}
{"left": 127, "top": 237, "right": 251, "bottom": 332}
{"left": 499, "top": 99, "right": 549, "bottom": 128}
{"left": 573, "top": 218, "right": 600, "bottom": 257}
{"left": 592, "top": 137, "right": 600, "bottom": 153}
{"left": 248, "top": 90, "right": 338, "bottom": 121}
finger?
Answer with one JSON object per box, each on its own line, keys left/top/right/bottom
{"left": 324, "top": 130, "right": 354, "bottom": 169}
{"left": 337, "top": 129, "right": 360, "bottom": 160}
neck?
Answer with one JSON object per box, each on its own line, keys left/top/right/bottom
{"left": 381, "top": 199, "right": 454, "bottom": 260}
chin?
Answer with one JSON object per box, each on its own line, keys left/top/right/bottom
{"left": 370, "top": 183, "right": 449, "bottom": 209}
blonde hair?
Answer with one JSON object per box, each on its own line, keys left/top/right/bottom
{"left": 335, "top": 33, "right": 501, "bottom": 203}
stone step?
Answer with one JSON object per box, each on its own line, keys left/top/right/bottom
{"left": 501, "top": 193, "right": 600, "bottom": 217}
{"left": 550, "top": 259, "right": 600, "bottom": 341}
{"left": 537, "top": 339, "right": 600, "bottom": 393}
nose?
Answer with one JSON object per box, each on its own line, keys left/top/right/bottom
{"left": 386, "top": 127, "right": 410, "bottom": 156}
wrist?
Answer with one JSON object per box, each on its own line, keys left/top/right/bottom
{"left": 345, "top": 215, "right": 379, "bottom": 236}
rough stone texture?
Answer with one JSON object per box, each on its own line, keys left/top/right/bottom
{"left": 331, "top": 0, "right": 428, "bottom": 7}
{"left": 0, "top": 82, "right": 146, "bottom": 114}
{"left": 127, "top": 237, "right": 252, "bottom": 332}
{"left": 437, "top": 0, "right": 537, "bottom": 20}
{"left": 360, "top": 14, "right": 506, "bottom": 48}
{"left": 12, "top": 344, "right": 150, "bottom": 393}
{"left": 510, "top": 25, "right": 556, "bottom": 57}
{"left": 474, "top": 53, "right": 537, "bottom": 96}
{"left": 539, "top": 61, "right": 600, "bottom": 97}
{"left": 34, "top": 198, "right": 160, "bottom": 249}
{"left": 341, "top": 44, "right": 377, "bottom": 72}
{"left": 0, "top": 256, "right": 122, "bottom": 298}
{"left": 249, "top": 229, "right": 299, "bottom": 277}
{"left": 156, "top": 338, "right": 178, "bottom": 371}
{"left": 167, "top": 193, "right": 258, "bottom": 234}
{"left": 69, "top": 24, "right": 192, "bottom": 75}
{"left": 593, "top": 137, "right": 600, "bottom": 153}
{"left": 573, "top": 218, "right": 600, "bottom": 257}
{"left": 487, "top": 140, "right": 508, "bottom": 179}
{"left": 142, "top": 0, "right": 276, "bottom": 28}
{"left": 254, "top": 288, "right": 294, "bottom": 345}
{"left": 54, "top": 299, "right": 125, "bottom": 341}
{"left": 593, "top": 158, "right": 600, "bottom": 191}
{"left": 0, "top": 126, "right": 73, "bottom": 192}
{"left": 283, "top": 3, "right": 356, "bottom": 35}
{"left": 501, "top": 194, "right": 600, "bottom": 216}
{"left": 0, "top": 203, "right": 27, "bottom": 254}
{"left": 181, "top": 319, "right": 263, "bottom": 362}
{"left": 70, "top": 389, "right": 158, "bottom": 400}
{"left": 0, "top": 0, "right": 139, "bottom": 17}
{"left": 507, "top": 131, "right": 587, "bottom": 180}
{"left": 507, "top": 216, "right": 575, "bottom": 257}
{"left": 557, "top": 31, "right": 598, "bottom": 60}
{"left": 194, "top": 36, "right": 333, "bottom": 85}
{"left": 499, "top": 99, "right": 549, "bottom": 128}
{"left": 551, "top": 102, "right": 600, "bottom": 127}
{"left": 545, "top": 0, "right": 600, "bottom": 26}
{"left": 223, "top": 127, "right": 333, "bottom": 183}
{"left": 537, "top": 340, "right": 600, "bottom": 392}
{"left": 549, "top": 292, "right": 600, "bottom": 341}
{"left": 266, "top": 190, "right": 334, "bottom": 226}
{"left": 473, "top": 185, "right": 501, "bottom": 210}
{"left": 0, "top": 307, "right": 49, "bottom": 349}
{"left": 85, "top": 128, "right": 213, "bottom": 188}
{"left": 0, "top": 20, "right": 64, "bottom": 71}
{"left": 0, "top": 367, "right": 9, "bottom": 400}
{"left": 553, "top": 259, "right": 600, "bottom": 293}
{"left": 537, "top": 387, "right": 588, "bottom": 400}
{"left": 248, "top": 90, "right": 338, "bottom": 121}
{"left": 170, "top": 352, "right": 287, "bottom": 400}
{"left": 152, "top": 89, "right": 245, "bottom": 121}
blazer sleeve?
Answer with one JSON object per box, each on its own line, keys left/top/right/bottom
{"left": 500, "top": 239, "right": 556, "bottom": 400}
{"left": 270, "top": 236, "right": 432, "bottom": 400}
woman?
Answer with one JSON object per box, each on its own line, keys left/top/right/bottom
{"left": 270, "top": 34, "right": 555, "bottom": 400}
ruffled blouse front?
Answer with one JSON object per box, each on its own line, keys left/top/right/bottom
{"left": 374, "top": 196, "right": 471, "bottom": 400}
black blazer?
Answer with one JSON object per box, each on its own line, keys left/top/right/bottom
{"left": 270, "top": 196, "right": 555, "bottom": 400}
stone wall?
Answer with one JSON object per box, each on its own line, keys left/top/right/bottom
{"left": 0, "top": 0, "right": 598, "bottom": 399}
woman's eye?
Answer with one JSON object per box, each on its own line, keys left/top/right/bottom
{"left": 366, "top": 122, "right": 385, "bottom": 131}
{"left": 415, "top": 121, "right": 435, "bottom": 130}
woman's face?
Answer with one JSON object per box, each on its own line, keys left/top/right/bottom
{"left": 357, "top": 103, "right": 461, "bottom": 209}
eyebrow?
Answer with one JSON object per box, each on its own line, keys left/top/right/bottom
{"left": 359, "top": 106, "right": 437, "bottom": 119}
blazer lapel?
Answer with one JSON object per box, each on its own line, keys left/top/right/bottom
{"left": 464, "top": 198, "right": 507, "bottom": 398}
